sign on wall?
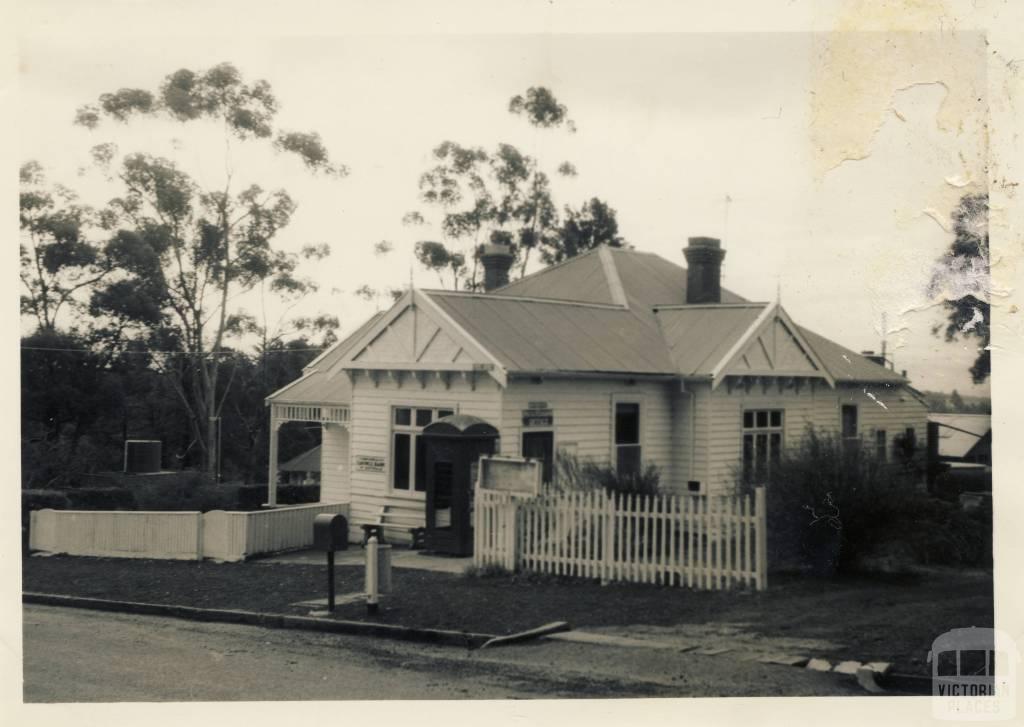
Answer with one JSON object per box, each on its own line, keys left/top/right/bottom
{"left": 522, "top": 407, "right": 554, "bottom": 427}
{"left": 355, "top": 455, "right": 386, "bottom": 473}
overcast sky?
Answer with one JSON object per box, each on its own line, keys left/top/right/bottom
{"left": 18, "top": 30, "right": 990, "bottom": 394}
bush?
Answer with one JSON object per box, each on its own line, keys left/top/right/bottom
{"left": 64, "top": 487, "right": 137, "bottom": 510}
{"left": 552, "top": 452, "right": 662, "bottom": 496}
{"left": 749, "top": 427, "right": 991, "bottom": 574}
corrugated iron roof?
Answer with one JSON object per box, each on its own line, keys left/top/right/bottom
{"left": 797, "top": 326, "right": 907, "bottom": 384}
{"left": 654, "top": 304, "right": 767, "bottom": 375}
{"left": 279, "top": 445, "right": 321, "bottom": 472}
{"left": 495, "top": 246, "right": 748, "bottom": 309}
{"left": 427, "top": 292, "right": 676, "bottom": 374}
{"left": 929, "top": 413, "right": 991, "bottom": 459}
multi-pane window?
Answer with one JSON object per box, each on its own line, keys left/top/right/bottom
{"left": 614, "top": 402, "right": 642, "bottom": 477}
{"left": 742, "top": 409, "right": 783, "bottom": 483}
{"left": 392, "top": 406, "right": 455, "bottom": 491}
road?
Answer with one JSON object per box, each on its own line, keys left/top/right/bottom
{"left": 22, "top": 605, "right": 860, "bottom": 701}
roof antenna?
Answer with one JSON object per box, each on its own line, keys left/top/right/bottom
{"left": 722, "top": 194, "right": 732, "bottom": 244}
{"left": 881, "top": 311, "right": 889, "bottom": 369}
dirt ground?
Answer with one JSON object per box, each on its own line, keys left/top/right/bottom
{"left": 22, "top": 554, "right": 993, "bottom": 674}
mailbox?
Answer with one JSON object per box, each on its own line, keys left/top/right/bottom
{"left": 313, "top": 513, "right": 348, "bottom": 551}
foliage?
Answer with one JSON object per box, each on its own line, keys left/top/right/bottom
{"left": 73, "top": 62, "right": 346, "bottom": 476}
{"left": 749, "top": 427, "right": 989, "bottom": 574}
{"left": 20, "top": 162, "right": 113, "bottom": 331}
{"left": 928, "top": 193, "right": 990, "bottom": 383}
{"left": 551, "top": 451, "right": 662, "bottom": 497}
{"left": 409, "top": 86, "right": 623, "bottom": 289}
{"left": 546, "top": 197, "right": 625, "bottom": 264}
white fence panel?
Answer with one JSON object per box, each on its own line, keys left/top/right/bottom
{"left": 29, "top": 510, "right": 203, "bottom": 560}
{"left": 29, "top": 503, "right": 351, "bottom": 562}
{"left": 473, "top": 487, "right": 767, "bottom": 591}
{"left": 203, "top": 502, "right": 350, "bottom": 562}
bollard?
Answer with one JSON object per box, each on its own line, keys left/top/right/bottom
{"left": 366, "top": 535, "right": 379, "bottom": 614}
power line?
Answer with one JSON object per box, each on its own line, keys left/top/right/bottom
{"left": 19, "top": 345, "right": 330, "bottom": 356}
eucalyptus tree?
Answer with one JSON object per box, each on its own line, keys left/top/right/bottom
{"left": 19, "top": 161, "right": 112, "bottom": 332}
{"left": 929, "top": 193, "right": 990, "bottom": 383}
{"left": 409, "top": 86, "right": 623, "bottom": 289}
{"left": 76, "top": 63, "right": 347, "bottom": 477}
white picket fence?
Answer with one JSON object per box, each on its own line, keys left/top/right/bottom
{"left": 474, "top": 487, "right": 767, "bottom": 590}
{"left": 29, "top": 502, "right": 350, "bottom": 562}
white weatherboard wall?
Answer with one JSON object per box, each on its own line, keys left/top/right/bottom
{"left": 501, "top": 378, "right": 679, "bottom": 492}
{"left": 29, "top": 510, "right": 203, "bottom": 560}
{"left": 347, "top": 371, "right": 503, "bottom": 540}
{"left": 320, "top": 424, "right": 350, "bottom": 503}
{"left": 702, "top": 381, "right": 929, "bottom": 494}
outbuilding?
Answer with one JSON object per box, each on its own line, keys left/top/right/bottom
{"left": 267, "top": 237, "right": 928, "bottom": 543}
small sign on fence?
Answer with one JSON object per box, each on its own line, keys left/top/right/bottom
{"left": 477, "top": 456, "right": 541, "bottom": 496}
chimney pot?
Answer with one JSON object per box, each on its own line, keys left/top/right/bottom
{"left": 481, "top": 243, "right": 514, "bottom": 292}
{"left": 683, "top": 236, "right": 726, "bottom": 304}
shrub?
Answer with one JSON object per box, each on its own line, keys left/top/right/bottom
{"left": 63, "top": 487, "right": 137, "bottom": 510}
{"left": 747, "top": 426, "right": 991, "bottom": 574}
{"left": 551, "top": 452, "right": 662, "bottom": 496}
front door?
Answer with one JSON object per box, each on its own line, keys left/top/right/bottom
{"left": 521, "top": 431, "right": 554, "bottom": 484}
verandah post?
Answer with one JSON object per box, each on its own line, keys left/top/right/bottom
{"left": 755, "top": 486, "right": 768, "bottom": 591}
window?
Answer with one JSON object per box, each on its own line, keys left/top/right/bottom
{"left": 391, "top": 406, "right": 455, "bottom": 491}
{"left": 614, "top": 402, "right": 642, "bottom": 477}
{"left": 875, "top": 430, "right": 887, "bottom": 461}
{"left": 743, "top": 409, "right": 783, "bottom": 483}
{"left": 522, "top": 431, "right": 554, "bottom": 484}
{"left": 841, "top": 405, "right": 859, "bottom": 455}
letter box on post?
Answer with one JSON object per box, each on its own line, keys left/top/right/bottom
{"left": 312, "top": 513, "right": 348, "bottom": 611}
{"left": 313, "top": 513, "right": 348, "bottom": 551}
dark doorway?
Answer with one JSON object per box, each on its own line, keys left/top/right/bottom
{"left": 522, "top": 431, "right": 554, "bottom": 484}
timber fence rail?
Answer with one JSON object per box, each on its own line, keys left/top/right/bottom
{"left": 474, "top": 487, "right": 767, "bottom": 591}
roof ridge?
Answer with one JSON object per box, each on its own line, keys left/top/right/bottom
{"left": 422, "top": 289, "right": 628, "bottom": 310}
{"left": 653, "top": 302, "right": 768, "bottom": 310}
{"left": 488, "top": 245, "right": 607, "bottom": 295}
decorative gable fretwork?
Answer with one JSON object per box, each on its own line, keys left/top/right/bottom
{"left": 326, "top": 289, "right": 508, "bottom": 387}
{"left": 711, "top": 303, "right": 834, "bottom": 390}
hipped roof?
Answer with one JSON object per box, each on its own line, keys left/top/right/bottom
{"left": 270, "top": 245, "right": 906, "bottom": 405}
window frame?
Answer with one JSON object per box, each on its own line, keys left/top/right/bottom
{"left": 741, "top": 408, "right": 785, "bottom": 484}
{"left": 611, "top": 394, "right": 644, "bottom": 477}
{"left": 389, "top": 402, "right": 457, "bottom": 496}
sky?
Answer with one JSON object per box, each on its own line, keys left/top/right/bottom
{"left": 18, "top": 30, "right": 991, "bottom": 395}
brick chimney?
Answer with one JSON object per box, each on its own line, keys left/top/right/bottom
{"left": 683, "top": 236, "right": 726, "bottom": 304}
{"left": 481, "top": 243, "right": 514, "bottom": 292}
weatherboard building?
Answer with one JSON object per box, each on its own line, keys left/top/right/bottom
{"left": 267, "top": 237, "right": 928, "bottom": 543}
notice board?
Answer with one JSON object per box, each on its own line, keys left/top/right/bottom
{"left": 476, "top": 456, "right": 541, "bottom": 496}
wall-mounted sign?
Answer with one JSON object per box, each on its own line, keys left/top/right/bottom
{"left": 522, "top": 408, "right": 554, "bottom": 428}
{"left": 528, "top": 401, "right": 549, "bottom": 411}
{"left": 356, "top": 455, "right": 385, "bottom": 473}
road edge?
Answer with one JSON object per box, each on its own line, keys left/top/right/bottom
{"left": 23, "top": 592, "right": 493, "bottom": 648}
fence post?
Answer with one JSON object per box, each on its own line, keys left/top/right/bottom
{"left": 755, "top": 487, "right": 768, "bottom": 591}
{"left": 601, "top": 490, "right": 613, "bottom": 585}
{"left": 503, "top": 500, "right": 516, "bottom": 572}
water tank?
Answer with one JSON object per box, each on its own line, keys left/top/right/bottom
{"left": 124, "top": 440, "right": 162, "bottom": 474}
